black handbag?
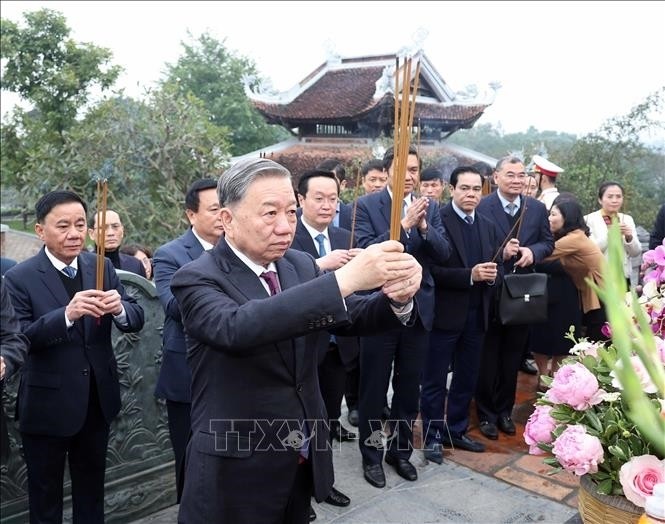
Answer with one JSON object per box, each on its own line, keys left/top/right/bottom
{"left": 491, "top": 197, "right": 548, "bottom": 325}
{"left": 498, "top": 271, "right": 548, "bottom": 325}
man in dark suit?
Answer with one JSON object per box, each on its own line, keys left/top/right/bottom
{"left": 353, "top": 145, "right": 450, "bottom": 488}
{"left": 421, "top": 166, "right": 503, "bottom": 463}
{"left": 170, "top": 157, "right": 422, "bottom": 524}
{"left": 475, "top": 156, "right": 554, "bottom": 440}
{"left": 88, "top": 209, "right": 146, "bottom": 277}
{"left": 152, "top": 178, "right": 223, "bottom": 499}
{"left": 4, "top": 190, "right": 144, "bottom": 523}
{"left": 316, "top": 159, "right": 353, "bottom": 230}
{"left": 292, "top": 169, "right": 363, "bottom": 517}
{"left": 1, "top": 279, "right": 29, "bottom": 463}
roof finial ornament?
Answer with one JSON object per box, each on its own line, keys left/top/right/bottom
{"left": 411, "top": 27, "right": 429, "bottom": 52}
{"left": 323, "top": 39, "right": 341, "bottom": 64}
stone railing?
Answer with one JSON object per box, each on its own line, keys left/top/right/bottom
{"left": 1, "top": 271, "right": 175, "bottom": 523}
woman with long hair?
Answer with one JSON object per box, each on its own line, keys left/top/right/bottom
{"left": 584, "top": 181, "right": 641, "bottom": 288}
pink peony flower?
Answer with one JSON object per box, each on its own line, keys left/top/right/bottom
{"left": 619, "top": 455, "right": 665, "bottom": 507}
{"left": 523, "top": 405, "right": 557, "bottom": 455}
{"left": 552, "top": 425, "right": 604, "bottom": 476}
{"left": 546, "top": 363, "right": 605, "bottom": 410}
{"left": 611, "top": 355, "right": 658, "bottom": 394}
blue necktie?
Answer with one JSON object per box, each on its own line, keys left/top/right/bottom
{"left": 315, "top": 235, "right": 337, "bottom": 348}
{"left": 506, "top": 203, "right": 517, "bottom": 217}
{"left": 464, "top": 215, "right": 474, "bottom": 225}
{"left": 62, "top": 266, "right": 76, "bottom": 278}
{"left": 315, "top": 234, "right": 327, "bottom": 257}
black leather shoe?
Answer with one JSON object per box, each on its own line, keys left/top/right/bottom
{"left": 363, "top": 462, "right": 386, "bottom": 488}
{"left": 324, "top": 486, "right": 350, "bottom": 507}
{"left": 519, "top": 359, "right": 538, "bottom": 375}
{"left": 478, "top": 421, "right": 498, "bottom": 440}
{"left": 347, "top": 409, "right": 359, "bottom": 427}
{"left": 442, "top": 433, "right": 486, "bottom": 453}
{"left": 385, "top": 454, "right": 417, "bottom": 481}
{"left": 330, "top": 421, "right": 357, "bottom": 442}
{"left": 423, "top": 442, "right": 443, "bottom": 464}
{"left": 498, "top": 416, "right": 516, "bottom": 435}
{"left": 309, "top": 505, "right": 316, "bottom": 521}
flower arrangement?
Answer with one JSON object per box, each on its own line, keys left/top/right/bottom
{"left": 524, "top": 235, "right": 665, "bottom": 508}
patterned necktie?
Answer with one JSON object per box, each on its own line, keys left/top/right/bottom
{"left": 62, "top": 266, "right": 77, "bottom": 279}
{"left": 506, "top": 203, "right": 517, "bottom": 217}
{"left": 464, "top": 215, "right": 474, "bottom": 225}
{"left": 260, "top": 271, "right": 280, "bottom": 296}
{"left": 315, "top": 234, "right": 327, "bottom": 257}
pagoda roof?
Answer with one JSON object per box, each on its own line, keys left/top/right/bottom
{"left": 247, "top": 52, "right": 496, "bottom": 126}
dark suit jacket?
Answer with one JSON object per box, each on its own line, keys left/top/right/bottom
{"left": 477, "top": 193, "right": 554, "bottom": 274}
{"left": 153, "top": 228, "right": 205, "bottom": 402}
{"left": 338, "top": 202, "right": 353, "bottom": 231}
{"left": 170, "top": 239, "right": 405, "bottom": 521}
{"left": 3, "top": 248, "right": 144, "bottom": 436}
{"left": 290, "top": 219, "right": 360, "bottom": 366}
{"left": 431, "top": 204, "right": 504, "bottom": 332}
{"left": 354, "top": 188, "right": 450, "bottom": 331}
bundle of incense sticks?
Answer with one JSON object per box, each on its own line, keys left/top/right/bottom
{"left": 95, "top": 179, "right": 108, "bottom": 291}
{"left": 348, "top": 162, "right": 363, "bottom": 249}
{"left": 390, "top": 55, "right": 421, "bottom": 241}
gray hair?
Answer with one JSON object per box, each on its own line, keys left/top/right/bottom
{"left": 495, "top": 155, "right": 524, "bottom": 172}
{"left": 218, "top": 158, "right": 292, "bottom": 207}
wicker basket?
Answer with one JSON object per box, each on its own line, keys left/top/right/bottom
{"left": 578, "top": 475, "right": 642, "bottom": 524}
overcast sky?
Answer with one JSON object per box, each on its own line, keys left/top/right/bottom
{"left": 2, "top": 0, "right": 664, "bottom": 138}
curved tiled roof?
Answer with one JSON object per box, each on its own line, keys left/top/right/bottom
{"left": 252, "top": 66, "right": 385, "bottom": 121}
{"left": 251, "top": 63, "right": 490, "bottom": 125}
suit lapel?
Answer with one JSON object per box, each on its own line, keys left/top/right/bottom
{"left": 488, "top": 195, "right": 511, "bottom": 239}
{"left": 478, "top": 215, "right": 492, "bottom": 261}
{"left": 294, "top": 221, "right": 319, "bottom": 258}
{"left": 276, "top": 257, "right": 301, "bottom": 380}
{"left": 443, "top": 206, "right": 467, "bottom": 266}
{"left": 78, "top": 254, "right": 99, "bottom": 339}
{"left": 216, "top": 240, "right": 296, "bottom": 379}
{"left": 37, "top": 249, "right": 70, "bottom": 307}
{"left": 379, "top": 190, "right": 393, "bottom": 229}
{"left": 183, "top": 228, "right": 204, "bottom": 261}
{"left": 329, "top": 228, "right": 345, "bottom": 251}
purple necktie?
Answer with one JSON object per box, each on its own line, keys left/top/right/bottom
{"left": 260, "top": 270, "right": 281, "bottom": 296}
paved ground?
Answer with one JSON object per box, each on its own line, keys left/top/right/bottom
{"left": 131, "top": 370, "right": 583, "bottom": 524}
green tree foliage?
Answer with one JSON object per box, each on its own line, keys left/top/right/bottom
{"left": 1, "top": 8, "right": 121, "bottom": 139}
{"left": 161, "top": 32, "right": 289, "bottom": 156}
{"left": 560, "top": 88, "right": 665, "bottom": 227}
{"left": 448, "top": 90, "right": 665, "bottom": 227}
{"left": 451, "top": 123, "right": 578, "bottom": 160}
{"left": 57, "top": 89, "right": 229, "bottom": 246}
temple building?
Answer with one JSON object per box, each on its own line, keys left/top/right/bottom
{"left": 239, "top": 50, "right": 498, "bottom": 180}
